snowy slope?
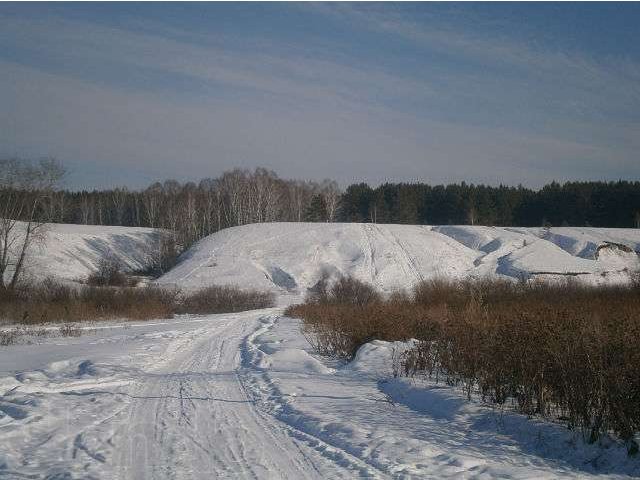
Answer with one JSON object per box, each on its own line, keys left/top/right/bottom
{"left": 159, "top": 223, "right": 640, "bottom": 296}
{"left": 158, "top": 223, "right": 478, "bottom": 295}
{"left": 3, "top": 223, "right": 159, "bottom": 284}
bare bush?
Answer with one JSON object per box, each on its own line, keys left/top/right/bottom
{"left": 136, "top": 230, "right": 181, "bottom": 278}
{"left": 289, "top": 302, "right": 430, "bottom": 358}
{"left": 1, "top": 278, "right": 275, "bottom": 328}
{"left": 86, "top": 258, "right": 135, "bottom": 287}
{"left": 306, "top": 273, "right": 380, "bottom": 306}
{"left": 287, "top": 277, "right": 640, "bottom": 449}
{"left": 0, "top": 280, "right": 177, "bottom": 324}
{"left": 179, "top": 285, "right": 275, "bottom": 314}
{"left": 329, "top": 275, "right": 381, "bottom": 306}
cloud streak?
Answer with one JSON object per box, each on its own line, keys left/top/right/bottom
{"left": 1, "top": 5, "right": 639, "bottom": 188}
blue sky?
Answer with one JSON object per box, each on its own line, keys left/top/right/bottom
{"left": 1, "top": 3, "right": 639, "bottom": 189}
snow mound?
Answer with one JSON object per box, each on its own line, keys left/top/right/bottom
{"left": 349, "top": 339, "right": 415, "bottom": 377}
{"left": 159, "top": 223, "right": 640, "bottom": 296}
{"left": 5, "top": 222, "right": 159, "bottom": 284}
{"left": 259, "top": 348, "right": 333, "bottom": 375}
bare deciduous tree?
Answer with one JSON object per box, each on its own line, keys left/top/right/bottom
{"left": 1, "top": 165, "right": 335, "bottom": 256}
{"left": 111, "top": 187, "right": 128, "bottom": 225}
{"left": 142, "top": 182, "right": 163, "bottom": 228}
{"left": 287, "top": 180, "right": 316, "bottom": 222}
{"left": 320, "top": 179, "right": 341, "bottom": 222}
{"left": 0, "top": 158, "right": 65, "bottom": 289}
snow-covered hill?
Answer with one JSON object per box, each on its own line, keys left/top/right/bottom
{"left": 4, "top": 223, "right": 159, "bottom": 284}
{"left": 158, "top": 223, "right": 640, "bottom": 295}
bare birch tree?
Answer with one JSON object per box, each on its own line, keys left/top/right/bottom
{"left": 111, "top": 187, "right": 128, "bottom": 225}
{"left": 320, "top": 179, "right": 341, "bottom": 222}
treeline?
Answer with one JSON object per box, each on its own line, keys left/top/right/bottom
{"left": 3, "top": 162, "right": 640, "bottom": 249}
{"left": 27, "top": 168, "right": 341, "bottom": 247}
{"left": 341, "top": 181, "right": 640, "bottom": 228}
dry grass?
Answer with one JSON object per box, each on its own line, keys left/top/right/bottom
{"left": 286, "top": 275, "right": 640, "bottom": 449}
{"left": 0, "top": 323, "right": 83, "bottom": 346}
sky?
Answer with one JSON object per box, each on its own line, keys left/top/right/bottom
{"left": 1, "top": 2, "right": 640, "bottom": 190}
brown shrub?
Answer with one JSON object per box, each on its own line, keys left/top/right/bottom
{"left": 86, "top": 258, "right": 136, "bottom": 287}
{"left": 0, "top": 279, "right": 275, "bottom": 327}
{"left": 178, "top": 285, "right": 275, "bottom": 314}
{"left": 306, "top": 273, "right": 381, "bottom": 306}
{"left": 0, "top": 280, "right": 177, "bottom": 324}
{"left": 286, "top": 302, "right": 436, "bottom": 358}
{"left": 287, "top": 276, "right": 640, "bottom": 448}
{"left": 329, "top": 275, "right": 381, "bottom": 306}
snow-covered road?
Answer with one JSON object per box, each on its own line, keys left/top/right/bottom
{"left": 0, "top": 312, "right": 378, "bottom": 479}
{"left": 114, "top": 312, "right": 365, "bottom": 479}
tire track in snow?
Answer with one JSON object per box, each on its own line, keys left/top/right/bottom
{"left": 373, "top": 225, "right": 424, "bottom": 284}
{"left": 114, "top": 313, "right": 366, "bottom": 479}
{"left": 359, "top": 224, "right": 378, "bottom": 284}
{"left": 238, "top": 315, "right": 390, "bottom": 479}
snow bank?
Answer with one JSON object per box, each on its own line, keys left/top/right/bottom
{"left": 159, "top": 223, "right": 640, "bottom": 296}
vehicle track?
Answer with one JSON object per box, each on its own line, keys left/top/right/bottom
{"left": 359, "top": 224, "right": 378, "bottom": 283}
{"left": 374, "top": 224, "right": 424, "bottom": 283}
{"left": 114, "top": 313, "right": 366, "bottom": 479}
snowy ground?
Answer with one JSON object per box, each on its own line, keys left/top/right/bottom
{"left": 2, "top": 222, "right": 640, "bottom": 478}
{"left": 1, "top": 311, "right": 638, "bottom": 479}
{"left": 0, "top": 311, "right": 356, "bottom": 479}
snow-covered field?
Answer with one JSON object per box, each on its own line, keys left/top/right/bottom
{"left": 2, "top": 222, "right": 640, "bottom": 479}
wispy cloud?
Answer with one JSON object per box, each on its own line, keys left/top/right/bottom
{"left": 310, "top": 4, "right": 640, "bottom": 115}
{"left": 0, "top": 12, "right": 436, "bottom": 114}
{"left": 1, "top": 5, "right": 639, "bottom": 188}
